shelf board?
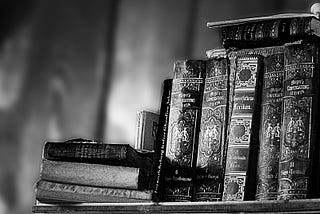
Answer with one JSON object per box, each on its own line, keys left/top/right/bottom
{"left": 33, "top": 198, "right": 320, "bottom": 213}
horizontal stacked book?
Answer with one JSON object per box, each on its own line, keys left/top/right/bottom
{"left": 34, "top": 139, "right": 154, "bottom": 203}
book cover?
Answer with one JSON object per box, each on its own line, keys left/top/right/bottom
{"left": 135, "top": 111, "right": 159, "bottom": 152}
{"left": 164, "top": 60, "right": 206, "bottom": 201}
{"left": 278, "top": 42, "right": 320, "bottom": 200}
{"left": 151, "top": 79, "right": 172, "bottom": 201}
{"left": 222, "top": 55, "right": 263, "bottom": 201}
{"left": 43, "top": 142, "right": 153, "bottom": 172}
{"left": 35, "top": 180, "right": 153, "bottom": 203}
{"left": 256, "top": 50, "right": 284, "bottom": 200}
{"left": 195, "top": 49, "right": 229, "bottom": 201}
{"left": 40, "top": 160, "right": 149, "bottom": 190}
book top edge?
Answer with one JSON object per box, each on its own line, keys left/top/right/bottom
{"left": 207, "top": 13, "right": 317, "bottom": 28}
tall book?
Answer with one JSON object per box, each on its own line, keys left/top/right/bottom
{"left": 43, "top": 142, "right": 153, "bottom": 171}
{"left": 40, "top": 160, "right": 149, "bottom": 190}
{"left": 164, "top": 60, "right": 206, "bottom": 201}
{"left": 222, "top": 54, "right": 264, "bottom": 201}
{"left": 195, "top": 49, "right": 229, "bottom": 201}
{"left": 151, "top": 79, "right": 172, "bottom": 201}
{"left": 278, "top": 42, "right": 320, "bottom": 200}
{"left": 255, "top": 48, "right": 284, "bottom": 200}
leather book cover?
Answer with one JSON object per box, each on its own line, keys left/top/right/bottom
{"left": 222, "top": 55, "right": 263, "bottom": 201}
{"left": 256, "top": 51, "right": 284, "bottom": 200}
{"left": 164, "top": 60, "right": 206, "bottom": 201}
{"left": 278, "top": 42, "right": 320, "bottom": 200}
{"left": 195, "top": 49, "right": 229, "bottom": 201}
{"left": 151, "top": 79, "right": 172, "bottom": 201}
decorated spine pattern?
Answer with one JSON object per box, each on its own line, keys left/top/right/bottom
{"left": 195, "top": 49, "right": 229, "bottom": 201}
{"left": 164, "top": 60, "right": 206, "bottom": 201}
{"left": 278, "top": 43, "right": 319, "bottom": 200}
{"left": 222, "top": 55, "right": 263, "bottom": 201}
{"left": 256, "top": 53, "right": 284, "bottom": 200}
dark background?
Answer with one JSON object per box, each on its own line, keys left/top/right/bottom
{"left": 0, "top": 0, "right": 315, "bottom": 213}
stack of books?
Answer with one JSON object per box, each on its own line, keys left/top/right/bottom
{"left": 34, "top": 138, "right": 154, "bottom": 203}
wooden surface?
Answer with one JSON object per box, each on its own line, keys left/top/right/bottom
{"left": 33, "top": 198, "right": 320, "bottom": 213}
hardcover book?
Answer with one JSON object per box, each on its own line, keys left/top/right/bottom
{"left": 43, "top": 141, "right": 153, "bottom": 171}
{"left": 222, "top": 55, "right": 263, "bottom": 201}
{"left": 40, "top": 160, "right": 149, "bottom": 190}
{"left": 151, "top": 79, "right": 172, "bottom": 201}
{"left": 164, "top": 60, "right": 206, "bottom": 201}
{"left": 135, "top": 111, "right": 159, "bottom": 152}
{"left": 195, "top": 49, "right": 229, "bottom": 201}
{"left": 278, "top": 42, "right": 320, "bottom": 200}
{"left": 35, "top": 180, "right": 153, "bottom": 203}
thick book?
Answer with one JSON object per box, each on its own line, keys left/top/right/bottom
{"left": 255, "top": 47, "right": 285, "bottom": 200}
{"left": 278, "top": 42, "right": 320, "bottom": 200}
{"left": 222, "top": 55, "right": 263, "bottom": 201}
{"left": 195, "top": 49, "right": 229, "bottom": 201}
{"left": 43, "top": 141, "right": 153, "bottom": 171}
{"left": 164, "top": 60, "right": 206, "bottom": 201}
{"left": 40, "top": 160, "right": 149, "bottom": 190}
{"left": 207, "top": 14, "right": 320, "bottom": 49}
{"left": 35, "top": 180, "right": 153, "bottom": 203}
{"left": 151, "top": 79, "right": 172, "bottom": 201}
{"left": 135, "top": 111, "right": 159, "bottom": 152}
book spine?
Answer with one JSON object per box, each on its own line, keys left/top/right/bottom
{"left": 256, "top": 52, "right": 284, "bottom": 200}
{"left": 135, "top": 111, "right": 143, "bottom": 150}
{"left": 164, "top": 60, "right": 206, "bottom": 201}
{"left": 35, "top": 180, "right": 152, "bottom": 203}
{"left": 195, "top": 50, "right": 229, "bottom": 201}
{"left": 151, "top": 79, "right": 172, "bottom": 201}
{"left": 278, "top": 42, "right": 320, "bottom": 200}
{"left": 222, "top": 55, "right": 263, "bottom": 201}
{"left": 40, "top": 160, "right": 147, "bottom": 190}
{"left": 43, "top": 143, "right": 127, "bottom": 160}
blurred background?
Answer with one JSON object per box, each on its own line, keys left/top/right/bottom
{"left": 0, "top": 0, "right": 315, "bottom": 213}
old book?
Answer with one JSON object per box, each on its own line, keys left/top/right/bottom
{"left": 150, "top": 79, "right": 172, "bottom": 202}
{"left": 135, "top": 111, "right": 159, "bottom": 152}
{"left": 164, "top": 60, "right": 206, "bottom": 201}
{"left": 207, "top": 14, "right": 320, "bottom": 49}
{"left": 43, "top": 141, "right": 153, "bottom": 171}
{"left": 40, "top": 160, "right": 149, "bottom": 190}
{"left": 278, "top": 42, "right": 320, "bottom": 200}
{"left": 35, "top": 180, "right": 153, "bottom": 203}
{"left": 255, "top": 48, "right": 284, "bottom": 200}
{"left": 222, "top": 55, "right": 264, "bottom": 201}
{"left": 195, "top": 49, "right": 229, "bottom": 201}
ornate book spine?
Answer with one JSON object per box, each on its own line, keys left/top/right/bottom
{"left": 164, "top": 60, "right": 206, "bottom": 201}
{"left": 278, "top": 43, "right": 320, "bottom": 200}
{"left": 151, "top": 79, "right": 172, "bottom": 201}
{"left": 256, "top": 52, "right": 284, "bottom": 200}
{"left": 195, "top": 49, "right": 229, "bottom": 201}
{"left": 222, "top": 55, "right": 263, "bottom": 201}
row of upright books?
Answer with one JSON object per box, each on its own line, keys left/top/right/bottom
{"left": 34, "top": 12, "right": 320, "bottom": 204}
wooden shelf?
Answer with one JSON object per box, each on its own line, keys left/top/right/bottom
{"left": 32, "top": 198, "right": 320, "bottom": 213}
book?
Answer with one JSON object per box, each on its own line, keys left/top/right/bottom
{"left": 135, "top": 111, "right": 159, "bottom": 152}
{"left": 40, "top": 160, "right": 149, "bottom": 190}
{"left": 164, "top": 60, "right": 206, "bottom": 201}
{"left": 35, "top": 180, "right": 153, "bottom": 203}
{"left": 222, "top": 55, "right": 264, "bottom": 201}
{"left": 207, "top": 14, "right": 320, "bottom": 49}
{"left": 256, "top": 48, "right": 284, "bottom": 200}
{"left": 195, "top": 49, "right": 229, "bottom": 201}
{"left": 151, "top": 79, "right": 172, "bottom": 202}
{"left": 43, "top": 141, "right": 153, "bottom": 171}
{"left": 278, "top": 42, "right": 320, "bottom": 200}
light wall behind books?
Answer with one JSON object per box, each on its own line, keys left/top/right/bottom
{"left": 0, "top": 0, "right": 313, "bottom": 213}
